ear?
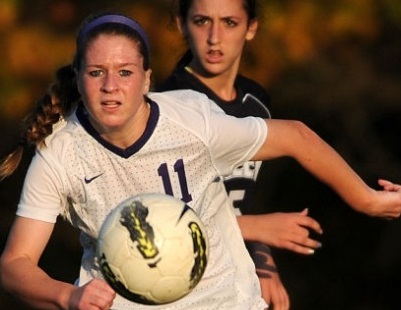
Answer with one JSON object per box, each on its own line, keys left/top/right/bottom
{"left": 143, "top": 69, "right": 152, "bottom": 94}
{"left": 245, "top": 19, "right": 258, "bottom": 41}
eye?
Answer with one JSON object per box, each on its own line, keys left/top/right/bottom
{"left": 192, "top": 16, "right": 209, "bottom": 26}
{"left": 89, "top": 70, "right": 103, "bottom": 77}
{"left": 119, "top": 70, "right": 132, "bottom": 77}
{"left": 224, "top": 18, "right": 238, "bottom": 27}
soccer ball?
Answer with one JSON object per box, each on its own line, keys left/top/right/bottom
{"left": 97, "top": 193, "right": 209, "bottom": 305}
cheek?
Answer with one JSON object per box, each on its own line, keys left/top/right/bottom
{"left": 79, "top": 78, "right": 98, "bottom": 99}
{"left": 187, "top": 28, "right": 204, "bottom": 45}
{"left": 77, "top": 75, "right": 95, "bottom": 99}
{"left": 230, "top": 35, "right": 247, "bottom": 52}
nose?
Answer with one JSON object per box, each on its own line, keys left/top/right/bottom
{"left": 101, "top": 74, "right": 117, "bottom": 93}
{"left": 207, "top": 23, "right": 221, "bottom": 45}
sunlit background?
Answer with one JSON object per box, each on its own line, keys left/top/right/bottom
{"left": 1, "top": 0, "right": 401, "bottom": 309}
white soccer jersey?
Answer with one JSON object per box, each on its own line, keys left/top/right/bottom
{"left": 17, "top": 90, "right": 268, "bottom": 309}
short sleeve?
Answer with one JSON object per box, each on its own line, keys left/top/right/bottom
{"left": 17, "top": 149, "right": 66, "bottom": 223}
{"left": 207, "top": 105, "right": 267, "bottom": 176}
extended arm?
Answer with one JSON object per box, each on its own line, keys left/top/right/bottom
{"left": 253, "top": 119, "right": 401, "bottom": 218}
{"left": 0, "top": 216, "right": 115, "bottom": 310}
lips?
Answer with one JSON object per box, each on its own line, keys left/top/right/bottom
{"left": 101, "top": 101, "right": 121, "bottom": 109}
{"left": 206, "top": 49, "right": 223, "bottom": 63}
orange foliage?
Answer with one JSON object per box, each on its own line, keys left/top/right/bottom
{"left": 0, "top": 1, "right": 17, "bottom": 29}
{"left": 0, "top": 0, "right": 396, "bottom": 118}
{"left": 6, "top": 28, "right": 74, "bottom": 78}
{"left": 2, "top": 89, "right": 34, "bottom": 119}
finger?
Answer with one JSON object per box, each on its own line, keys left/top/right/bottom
{"left": 378, "top": 179, "right": 401, "bottom": 191}
{"left": 269, "top": 285, "right": 289, "bottom": 310}
{"left": 379, "top": 212, "right": 400, "bottom": 220}
{"left": 381, "top": 205, "right": 401, "bottom": 218}
{"left": 277, "top": 290, "right": 290, "bottom": 310}
{"left": 300, "top": 207, "right": 308, "bottom": 215}
{"left": 378, "top": 179, "right": 391, "bottom": 185}
{"left": 296, "top": 234, "right": 322, "bottom": 249}
{"left": 286, "top": 228, "right": 322, "bottom": 251}
{"left": 297, "top": 217, "right": 323, "bottom": 235}
{"left": 382, "top": 212, "right": 401, "bottom": 219}
{"left": 280, "top": 226, "right": 320, "bottom": 249}
{"left": 88, "top": 280, "right": 116, "bottom": 309}
{"left": 282, "top": 240, "right": 320, "bottom": 255}
{"left": 261, "top": 289, "right": 271, "bottom": 307}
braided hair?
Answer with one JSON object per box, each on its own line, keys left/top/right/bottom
{"left": 0, "top": 12, "right": 150, "bottom": 180}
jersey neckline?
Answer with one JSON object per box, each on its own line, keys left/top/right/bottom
{"left": 76, "top": 99, "right": 159, "bottom": 158}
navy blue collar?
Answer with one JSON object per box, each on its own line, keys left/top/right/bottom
{"left": 76, "top": 98, "right": 159, "bottom": 158}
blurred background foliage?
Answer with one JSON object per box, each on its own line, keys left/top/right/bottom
{"left": 1, "top": 0, "right": 401, "bottom": 309}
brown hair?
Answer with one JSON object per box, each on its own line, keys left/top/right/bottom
{"left": 0, "top": 12, "right": 150, "bottom": 180}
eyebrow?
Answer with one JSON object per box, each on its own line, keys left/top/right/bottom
{"left": 85, "top": 62, "right": 140, "bottom": 68}
{"left": 191, "top": 14, "right": 241, "bottom": 21}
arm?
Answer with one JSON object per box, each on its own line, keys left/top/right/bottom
{"left": 237, "top": 210, "right": 321, "bottom": 309}
{"left": 0, "top": 216, "right": 115, "bottom": 310}
{"left": 253, "top": 119, "right": 401, "bottom": 218}
{"left": 245, "top": 241, "right": 289, "bottom": 310}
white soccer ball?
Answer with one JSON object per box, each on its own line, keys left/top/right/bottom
{"left": 97, "top": 193, "right": 209, "bottom": 305}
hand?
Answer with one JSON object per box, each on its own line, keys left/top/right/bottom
{"left": 357, "top": 179, "right": 401, "bottom": 218}
{"left": 250, "top": 209, "right": 323, "bottom": 255}
{"left": 255, "top": 252, "right": 289, "bottom": 310}
{"left": 68, "top": 278, "right": 116, "bottom": 310}
{"left": 259, "top": 274, "right": 289, "bottom": 310}
{"left": 245, "top": 242, "right": 289, "bottom": 309}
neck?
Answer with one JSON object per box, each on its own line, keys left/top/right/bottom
{"left": 100, "top": 99, "right": 151, "bottom": 149}
{"left": 185, "top": 65, "right": 237, "bottom": 102}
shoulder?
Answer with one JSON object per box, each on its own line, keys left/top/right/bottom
{"left": 149, "top": 89, "right": 212, "bottom": 110}
{"left": 237, "top": 75, "right": 269, "bottom": 96}
{"left": 148, "top": 90, "right": 227, "bottom": 139}
{"left": 237, "top": 75, "right": 266, "bottom": 91}
{"left": 39, "top": 111, "right": 83, "bottom": 159}
{"left": 156, "top": 66, "right": 192, "bottom": 92}
{"left": 237, "top": 75, "right": 270, "bottom": 101}
{"left": 149, "top": 90, "right": 227, "bottom": 119}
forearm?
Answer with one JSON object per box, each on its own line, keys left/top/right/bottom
{"left": 256, "top": 120, "right": 374, "bottom": 212}
{"left": 295, "top": 126, "right": 372, "bottom": 207}
{"left": 237, "top": 214, "right": 262, "bottom": 242}
{"left": 1, "top": 256, "right": 74, "bottom": 310}
{"left": 244, "top": 241, "right": 277, "bottom": 277}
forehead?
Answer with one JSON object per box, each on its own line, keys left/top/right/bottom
{"left": 84, "top": 34, "right": 142, "bottom": 63}
{"left": 189, "top": 0, "right": 245, "bottom": 16}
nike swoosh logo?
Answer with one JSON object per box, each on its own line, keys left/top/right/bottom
{"left": 84, "top": 173, "right": 104, "bottom": 184}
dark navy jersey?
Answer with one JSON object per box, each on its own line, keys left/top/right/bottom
{"left": 158, "top": 66, "right": 271, "bottom": 118}
{"left": 157, "top": 65, "right": 272, "bottom": 214}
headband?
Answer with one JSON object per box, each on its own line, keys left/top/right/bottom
{"left": 78, "top": 14, "right": 150, "bottom": 52}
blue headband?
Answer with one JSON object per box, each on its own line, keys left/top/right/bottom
{"left": 78, "top": 14, "right": 150, "bottom": 52}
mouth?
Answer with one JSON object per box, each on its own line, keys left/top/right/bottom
{"left": 208, "top": 49, "right": 222, "bottom": 55}
{"left": 101, "top": 101, "right": 121, "bottom": 109}
{"left": 206, "top": 49, "right": 223, "bottom": 63}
